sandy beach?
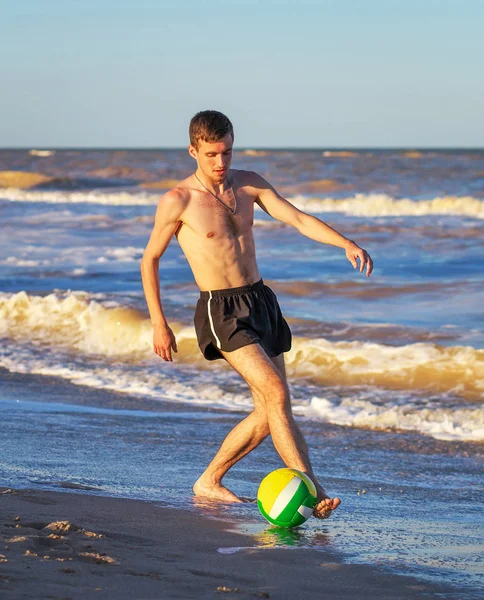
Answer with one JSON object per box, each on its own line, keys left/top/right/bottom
{"left": 0, "top": 486, "right": 463, "bottom": 599}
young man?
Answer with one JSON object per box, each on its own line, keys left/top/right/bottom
{"left": 141, "top": 110, "right": 373, "bottom": 518}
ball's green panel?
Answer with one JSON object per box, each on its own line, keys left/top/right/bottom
{"left": 303, "top": 493, "right": 318, "bottom": 510}
{"left": 294, "top": 471, "right": 317, "bottom": 498}
{"left": 272, "top": 479, "right": 307, "bottom": 524}
{"left": 288, "top": 494, "right": 317, "bottom": 527}
{"left": 288, "top": 511, "right": 307, "bottom": 528}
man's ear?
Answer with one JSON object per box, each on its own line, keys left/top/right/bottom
{"left": 188, "top": 145, "right": 198, "bottom": 160}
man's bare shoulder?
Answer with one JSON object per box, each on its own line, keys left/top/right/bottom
{"left": 164, "top": 174, "right": 197, "bottom": 201}
{"left": 155, "top": 182, "right": 192, "bottom": 223}
{"left": 171, "top": 173, "right": 196, "bottom": 191}
{"left": 231, "top": 169, "right": 268, "bottom": 191}
{"left": 158, "top": 174, "right": 199, "bottom": 208}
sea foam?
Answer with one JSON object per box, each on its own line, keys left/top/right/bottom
{"left": 289, "top": 193, "right": 484, "bottom": 219}
{"left": 1, "top": 291, "right": 483, "bottom": 402}
{"left": 1, "top": 336, "right": 482, "bottom": 442}
{"left": 302, "top": 396, "right": 484, "bottom": 442}
{"left": 2, "top": 188, "right": 484, "bottom": 219}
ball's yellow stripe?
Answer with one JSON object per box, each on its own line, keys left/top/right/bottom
{"left": 257, "top": 469, "right": 298, "bottom": 513}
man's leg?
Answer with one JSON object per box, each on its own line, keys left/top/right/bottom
{"left": 269, "top": 353, "right": 340, "bottom": 517}
{"left": 193, "top": 358, "right": 281, "bottom": 503}
{"left": 193, "top": 400, "right": 269, "bottom": 503}
{"left": 193, "top": 352, "right": 286, "bottom": 503}
{"left": 194, "top": 344, "right": 340, "bottom": 517}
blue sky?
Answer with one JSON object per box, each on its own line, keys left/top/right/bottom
{"left": 1, "top": 0, "right": 483, "bottom": 147}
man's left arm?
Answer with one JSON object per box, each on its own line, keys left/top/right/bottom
{"left": 253, "top": 173, "right": 373, "bottom": 277}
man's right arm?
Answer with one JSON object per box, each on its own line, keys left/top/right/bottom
{"left": 140, "top": 189, "right": 185, "bottom": 361}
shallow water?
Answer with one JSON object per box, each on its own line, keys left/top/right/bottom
{"left": 1, "top": 371, "right": 482, "bottom": 596}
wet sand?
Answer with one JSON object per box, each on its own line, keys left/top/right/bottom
{"left": 0, "top": 487, "right": 458, "bottom": 599}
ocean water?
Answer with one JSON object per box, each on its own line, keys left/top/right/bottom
{"left": 1, "top": 148, "right": 483, "bottom": 595}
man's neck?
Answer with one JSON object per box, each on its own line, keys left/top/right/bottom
{"left": 195, "top": 169, "right": 230, "bottom": 196}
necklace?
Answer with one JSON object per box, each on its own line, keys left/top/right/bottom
{"left": 195, "top": 172, "right": 237, "bottom": 215}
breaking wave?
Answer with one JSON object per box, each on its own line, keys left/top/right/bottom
{"left": 0, "top": 189, "right": 159, "bottom": 205}
{"left": 1, "top": 188, "right": 484, "bottom": 219}
{"left": 1, "top": 291, "right": 482, "bottom": 399}
{"left": 1, "top": 291, "right": 483, "bottom": 442}
{"left": 289, "top": 194, "right": 484, "bottom": 219}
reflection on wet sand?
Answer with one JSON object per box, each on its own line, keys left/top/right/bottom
{"left": 253, "top": 525, "right": 332, "bottom": 549}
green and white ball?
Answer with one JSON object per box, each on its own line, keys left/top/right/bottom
{"left": 257, "top": 468, "right": 317, "bottom": 528}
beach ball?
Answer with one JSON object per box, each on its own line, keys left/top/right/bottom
{"left": 257, "top": 468, "right": 317, "bottom": 528}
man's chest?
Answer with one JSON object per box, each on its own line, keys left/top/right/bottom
{"left": 178, "top": 187, "right": 256, "bottom": 241}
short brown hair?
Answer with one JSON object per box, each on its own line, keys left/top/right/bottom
{"left": 189, "top": 110, "right": 234, "bottom": 149}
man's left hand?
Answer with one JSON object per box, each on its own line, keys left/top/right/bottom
{"left": 345, "top": 242, "right": 373, "bottom": 277}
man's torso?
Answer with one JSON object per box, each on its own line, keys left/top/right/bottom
{"left": 174, "top": 169, "right": 262, "bottom": 291}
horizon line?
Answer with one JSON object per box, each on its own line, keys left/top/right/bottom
{"left": 1, "top": 146, "right": 484, "bottom": 151}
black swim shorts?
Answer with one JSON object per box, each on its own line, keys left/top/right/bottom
{"left": 194, "top": 279, "right": 292, "bottom": 361}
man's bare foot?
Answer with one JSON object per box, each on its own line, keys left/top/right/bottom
{"left": 313, "top": 487, "right": 341, "bottom": 519}
{"left": 193, "top": 477, "right": 243, "bottom": 503}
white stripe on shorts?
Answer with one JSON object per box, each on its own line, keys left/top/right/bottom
{"left": 208, "top": 291, "right": 222, "bottom": 349}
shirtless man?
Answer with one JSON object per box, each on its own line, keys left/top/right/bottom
{"left": 141, "top": 110, "right": 373, "bottom": 518}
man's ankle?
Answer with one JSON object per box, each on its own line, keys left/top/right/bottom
{"left": 196, "top": 473, "right": 221, "bottom": 486}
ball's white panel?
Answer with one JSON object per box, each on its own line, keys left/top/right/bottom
{"left": 297, "top": 504, "right": 314, "bottom": 519}
{"left": 268, "top": 476, "right": 300, "bottom": 519}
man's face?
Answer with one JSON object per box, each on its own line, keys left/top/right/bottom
{"left": 189, "top": 133, "right": 233, "bottom": 183}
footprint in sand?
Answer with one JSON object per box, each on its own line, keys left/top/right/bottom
{"left": 3, "top": 517, "right": 113, "bottom": 564}
{"left": 79, "top": 551, "right": 117, "bottom": 565}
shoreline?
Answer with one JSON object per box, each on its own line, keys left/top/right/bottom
{"left": 0, "top": 486, "right": 466, "bottom": 599}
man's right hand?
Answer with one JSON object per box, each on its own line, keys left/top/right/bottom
{"left": 153, "top": 323, "right": 178, "bottom": 362}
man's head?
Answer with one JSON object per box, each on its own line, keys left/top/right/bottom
{"left": 188, "top": 110, "right": 234, "bottom": 183}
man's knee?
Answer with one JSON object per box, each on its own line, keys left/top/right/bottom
{"left": 258, "top": 378, "right": 290, "bottom": 413}
{"left": 252, "top": 407, "right": 270, "bottom": 437}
